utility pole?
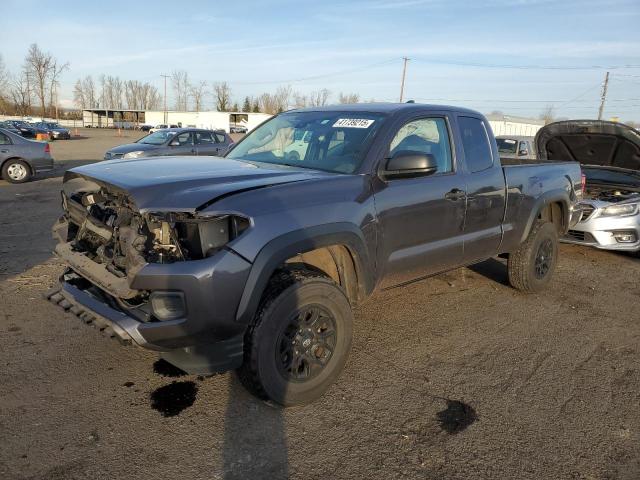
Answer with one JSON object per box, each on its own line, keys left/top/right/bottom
{"left": 399, "top": 57, "right": 409, "bottom": 102}
{"left": 160, "top": 74, "right": 170, "bottom": 124}
{"left": 598, "top": 71, "right": 609, "bottom": 120}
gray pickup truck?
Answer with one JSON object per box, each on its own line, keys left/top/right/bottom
{"left": 48, "top": 103, "right": 582, "bottom": 405}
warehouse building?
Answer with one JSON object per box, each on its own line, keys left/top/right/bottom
{"left": 486, "top": 113, "right": 545, "bottom": 137}
{"left": 81, "top": 109, "right": 272, "bottom": 133}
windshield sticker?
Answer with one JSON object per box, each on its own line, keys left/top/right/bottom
{"left": 333, "top": 118, "right": 375, "bottom": 128}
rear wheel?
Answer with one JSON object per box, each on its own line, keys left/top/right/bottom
{"left": 238, "top": 269, "right": 353, "bottom": 406}
{"left": 507, "top": 220, "right": 558, "bottom": 293}
{"left": 2, "top": 159, "right": 31, "bottom": 184}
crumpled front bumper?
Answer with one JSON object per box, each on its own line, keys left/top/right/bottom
{"left": 48, "top": 242, "right": 253, "bottom": 373}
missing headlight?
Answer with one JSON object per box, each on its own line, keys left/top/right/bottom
{"left": 174, "top": 215, "right": 250, "bottom": 259}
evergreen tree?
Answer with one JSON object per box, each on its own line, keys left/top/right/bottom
{"left": 242, "top": 96, "right": 251, "bottom": 112}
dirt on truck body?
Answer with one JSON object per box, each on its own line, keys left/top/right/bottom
{"left": 48, "top": 103, "right": 583, "bottom": 406}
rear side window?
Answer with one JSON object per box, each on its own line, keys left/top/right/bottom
{"left": 458, "top": 117, "right": 493, "bottom": 172}
{"left": 195, "top": 131, "right": 214, "bottom": 144}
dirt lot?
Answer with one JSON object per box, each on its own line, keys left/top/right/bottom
{"left": 1, "top": 162, "right": 639, "bottom": 478}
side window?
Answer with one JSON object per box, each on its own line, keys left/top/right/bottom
{"left": 175, "top": 132, "right": 193, "bottom": 146}
{"left": 458, "top": 117, "right": 493, "bottom": 172}
{"left": 195, "top": 132, "right": 214, "bottom": 144}
{"left": 214, "top": 133, "right": 227, "bottom": 143}
{"left": 0, "top": 133, "right": 11, "bottom": 145}
{"left": 519, "top": 140, "right": 530, "bottom": 156}
{"left": 389, "top": 117, "right": 453, "bottom": 174}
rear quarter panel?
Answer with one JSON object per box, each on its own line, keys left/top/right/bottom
{"left": 500, "top": 162, "right": 581, "bottom": 253}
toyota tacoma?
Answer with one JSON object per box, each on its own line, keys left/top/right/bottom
{"left": 48, "top": 103, "right": 582, "bottom": 405}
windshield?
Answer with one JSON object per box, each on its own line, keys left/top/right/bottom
{"left": 137, "top": 130, "right": 177, "bottom": 145}
{"left": 226, "top": 111, "right": 386, "bottom": 173}
{"left": 496, "top": 138, "right": 518, "bottom": 154}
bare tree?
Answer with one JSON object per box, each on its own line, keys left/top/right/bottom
{"left": 73, "top": 79, "right": 86, "bottom": 110}
{"left": 82, "top": 76, "right": 96, "bottom": 108}
{"left": 24, "top": 43, "right": 54, "bottom": 119}
{"left": 190, "top": 80, "right": 207, "bottom": 112}
{"left": 338, "top": 92, "right": 359, "bottom": 104}
{"left": 48, "top": 59, "right": 69, "bottom": 118}
{"left": 213, "top": 82, "right": 232, "bottom": 111}
{"left": 171, "top": 70, "right": 189, "bottom": 110}
{"left": 0, "top": 55, "right": 10, "bottom": 113}
{"left": 539, "top": 105, "right": 555, "bottom": 125}
{"left": 293, "top": 92, "right": 308, "bottom": 108}
{"left": 309, "top": 89, "right": 331, "bottom": 107}
{"left": 10, "top": 70, "right": 32, "bottom": 116}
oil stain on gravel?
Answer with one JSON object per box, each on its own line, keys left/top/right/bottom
{"left": 436, "top": 400, "right": 478, "bottom": 434}
{"left": 153, "top": 359, "right": 187, "bottom": 378}
{"left": 150, "top": 381, "right": 198, "bottom": 417}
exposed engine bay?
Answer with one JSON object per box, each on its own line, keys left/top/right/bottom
{"left": 53, "top": 179, "right": 249, "bottom": 302}
{"left": 584, "top": 185, "right": 640, "bottom": 203}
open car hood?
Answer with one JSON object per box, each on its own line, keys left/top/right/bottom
{"left": 535, "top": 120, "right": 640, "bottom": 171}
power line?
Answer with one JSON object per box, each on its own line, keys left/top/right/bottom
{"left": 232, "top": 58, "right": 399, "bottom": 86}
{"left": 411, "top": 58, "right": 640, "bottom": 70}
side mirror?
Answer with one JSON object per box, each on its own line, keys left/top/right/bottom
{"left": 169, "top": 140, "right": 180, "bottom": 146}
{"left": 383, "top": 150, "right": 438, "bottom": 179}
{"left": 518, "top": 149, "right": 529, "bottom": 156}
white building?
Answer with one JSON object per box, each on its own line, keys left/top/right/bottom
{"left": 486, "top": 113, "right": 545, "bottom": 137}
{"left": 81, "top": 109, "right": 272, "bottom": 133}
{"left": 143, "top": 111, "right": 272, "bottom": 133}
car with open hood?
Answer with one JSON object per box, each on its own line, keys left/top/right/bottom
{"left": 536, "top": 120, "right": 640, "bottom": 253}
{"left": 48, "top": 103, "right": 582, "bottom": 406}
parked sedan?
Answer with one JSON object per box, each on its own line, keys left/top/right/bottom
{"left": 33, "top": 122, "right": 71, "bottom": 140}
{"left": 5, "top": 120, "right": 37, "bottom": 138}
{"left": 0, "top": 128, "right": 54, "bottom": 183}
{"left": 103, "top": 128, "right": 234, "bottom": 160}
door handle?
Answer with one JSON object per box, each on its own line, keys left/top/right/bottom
{"left": 0, "top": 150, "right": 8, "bottom": 153}
{"left": 445, "top": 188, "right": 466, "bottom": 201}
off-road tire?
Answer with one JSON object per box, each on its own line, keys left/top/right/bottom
{"left": 508, "top": 220, "right": 558, "bottom": 293}
{"left": 237, "top": 269, "right": 353, "bottom": 406}
{"left": 1, "top": 159, "right": 31, "bottom": 184}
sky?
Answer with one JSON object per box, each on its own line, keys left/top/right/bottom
{"left": 1, "top": 0, "right": 639, "bottom": 121}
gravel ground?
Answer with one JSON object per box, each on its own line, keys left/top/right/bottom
{"left": 1, "top": 173, "right": 639, "bottom": 480}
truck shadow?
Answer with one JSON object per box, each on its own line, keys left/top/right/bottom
{"left": 467, "top": 258, "right": 510, "bottom": 286}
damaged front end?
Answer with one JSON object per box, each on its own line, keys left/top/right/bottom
{"left": 49, "top": 175, "right": 253, "bottom": 373}
{"left": 53, "top": 179, "right": 250, "bottom": 300}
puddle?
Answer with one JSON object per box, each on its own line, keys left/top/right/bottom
{"left": 153, "top": 359, "right": 187, "bottom": 378}
{"left": 150, "top": 381, "right": 198, "bottom": 417}
{"left": 436, "top": 400, "right": 477, "bottom": 434}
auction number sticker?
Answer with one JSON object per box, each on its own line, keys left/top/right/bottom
{"left": 333, "top": 118, "right": 375, "bottom": 128}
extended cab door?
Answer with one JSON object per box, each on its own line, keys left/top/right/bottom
{"left": 374, "top": 115, "right": 467, "bottom": 289}
{"left": 455, "top": 116, "right": 506, "bottom": 263}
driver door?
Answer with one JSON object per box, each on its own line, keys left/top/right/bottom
{"left": 374, "top": 115, "right": 467, "bottom": 288}
{"left": 166, "top": 131, "right": 196, "bottom": 155}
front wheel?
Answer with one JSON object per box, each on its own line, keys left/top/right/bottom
{"left": 2, "top": 159, "right": 32, "bottom": 183}
{"left": 507, "top": 220, "right": 559, "bottom": 293}
{"left": 238, "top": 269, "right": 353, "bottom": 406}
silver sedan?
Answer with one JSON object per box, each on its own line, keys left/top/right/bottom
{"left": 0, "top": 128, "right": 54, "bottom": 183}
